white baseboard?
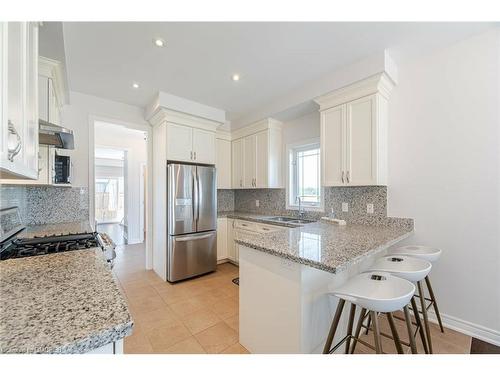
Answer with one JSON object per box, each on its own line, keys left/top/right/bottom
{"left": 127, "top": 237, "right": 143, "bottom": 245}
{"left": 427, "top": 311, "right": 500, "bottom": 346}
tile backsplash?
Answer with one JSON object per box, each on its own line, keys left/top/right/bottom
{"left": 219, "top": 186, "right": 410, "bottom": 227}
{"left": 217, "top": 189, "right": 235, "bottom": 212}
{"left": 0, "top": 185, "right": 89, "bottom": 225}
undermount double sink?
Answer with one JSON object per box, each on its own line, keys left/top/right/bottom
{"left": 265, "top": 216, "right": 316, "bottom": 225}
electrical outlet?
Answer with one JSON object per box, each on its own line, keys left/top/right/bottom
{"left": 255, "top": 200, "right": 260, "bottom": 207}
{"left": 367, "top": 203, "right": 374, "bottom": 214}
{"left": 342, "top": 202, "right": 349, "bottom": 212}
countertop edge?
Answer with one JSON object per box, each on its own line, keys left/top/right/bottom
{"left": 235, "top": 230, "right": 414, "bottom": 274}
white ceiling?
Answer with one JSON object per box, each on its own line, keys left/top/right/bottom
{"left": 61, "top": 22, "right": 495, "bottom": 124}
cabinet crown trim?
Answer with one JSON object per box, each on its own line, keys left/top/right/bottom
{"left": 148, "top": 107, "right": 221, "bottom": 132}
{"left": 231, "top": 117, "right": 283, "bottom": 140}
{"left": 39, "top": 56, "right": 67, "bottom": 107}
{"left": 314, "top": 72, "right": 395, "bottom": 111}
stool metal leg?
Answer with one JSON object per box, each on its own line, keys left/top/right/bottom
{"left": 387, "top": 312, "right": 404, "bottom": 354}
{"left": 364, "top": 314, "right": 371, "bottom": 335}
{"left": 425, "top": 275, "right": 444, "bottom": 333}
{"left": 345, "top": 304, "right": 357, "bottom": 354}
{"left": 349, "top": 308, "right": 367, "bottom": 354}
{"left": 323, "top": 299, "right": 346, "bottom": 354}
{"left": 417, "top": 281, "right": 433, "bottom": 354}
{"left": 411, "top": 296, "right": 429, "bottom": 354}
{"left": 370, "top": 311, "right": 383, "bottom": 354}
{"left": 403, "top": 305, "right": 418, "bottom": 354}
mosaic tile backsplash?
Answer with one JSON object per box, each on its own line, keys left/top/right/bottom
{"left": 224, "top": 186, "right": 412, "bottom": 228}
{"left": 0, "top": 185, "right": 89, "bottom": 225}
{"left": 232, "top": 186, "right": 387, "bottom": 219}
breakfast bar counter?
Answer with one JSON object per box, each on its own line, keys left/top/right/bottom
{"left": 234, "top": 219, "right": 414, "bottom": 354}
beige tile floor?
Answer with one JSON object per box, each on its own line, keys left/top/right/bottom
{"left": 113, "top": 243, "right": 472, "bottom": 354}
{"left": 113, "top": 243, "right": 247, "bottom": 354}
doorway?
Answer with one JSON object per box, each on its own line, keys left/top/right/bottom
{"left": 93, "top": 121, "right": 148, "bottom": 248}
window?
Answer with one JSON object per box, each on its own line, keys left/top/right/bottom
{"left": 287, "top": 140, "right": 321, "bottom": 210}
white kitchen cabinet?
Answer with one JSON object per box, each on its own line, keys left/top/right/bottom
{"left": 231, "top": 118, "right": 283, "bottom": 189}
{"left": 216, "top": 137, "right": 231, "bottom": 189}
{"left": 320, "top": 105, "right": 345, "bottom": 186}
{"left": 2, "top": 56, "right": 67, "bottom": 185}
{"left": 192, "top": 127, "right": 215, "bottom": 164}
{"left": 315, "top": 73, "right": 393, "bottom": 187}
{"left": 166, "top": 123, "right": 216, "bottom": 164}
{"left": 231, "top": 138, "right": 244, "bottom": 189}
{"left": 217, "top": 217, "right": 228, "bottom": 262}
{"left": 0, "top": 22, "right": 39, "bottom": 180}
{"left": 243, "top": 134, "right": 256, "bottom": 188}
{"left": 166, "top": 123, "right": 193, "bottom": 162}
{"left": 226, "top": 219, "right": 237, "bottom": 264}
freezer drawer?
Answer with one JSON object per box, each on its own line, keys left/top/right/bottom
{"left": 167, "top": 231, "right": 217, "bottom": 282}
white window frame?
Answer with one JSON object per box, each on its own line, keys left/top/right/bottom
{"left": 285, "top": 138, "right": 324, "bottom": 212}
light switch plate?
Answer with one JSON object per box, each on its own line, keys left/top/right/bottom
{"left": 367, "top": 203, "right": 374, "bottom": 214}
{"left": 342, "top": 202, "right": 349, "bottom": 212}
{"left": 255, "top": 200, "right": 260, "bottom": 207}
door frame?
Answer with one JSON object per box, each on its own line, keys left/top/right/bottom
{"left": 88, "top": 115, "right": 153, "bottom": 270}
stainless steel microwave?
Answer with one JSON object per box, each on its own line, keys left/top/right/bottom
{"left": 52, "top": 152, "right": 72, "bottom": 185}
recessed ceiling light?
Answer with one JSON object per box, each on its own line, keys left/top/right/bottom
{"left": 132, "top": 82, "right": 139, "bottom": 89}
{"left": 153, "top": 38, "right": 166, "bottom": 47}
{"left": 232, "top": 74, "right": 240, "bottom": 81}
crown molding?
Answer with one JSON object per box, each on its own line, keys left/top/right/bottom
{"left": 231, "top": 117, "right": 283, "bottom": 140}
{"left": 148, "top": 107, "right": 221, "bottom": 132}
{"left": 314, "top": 72, "right": 395, "bottom": 111}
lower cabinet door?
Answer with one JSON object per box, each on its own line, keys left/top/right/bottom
{"left": 217, "top": 218, "right": 228, "bottom": 261}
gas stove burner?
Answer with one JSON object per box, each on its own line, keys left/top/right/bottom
{"left": 1, "top": 233, "right": 100, "bottom": 260}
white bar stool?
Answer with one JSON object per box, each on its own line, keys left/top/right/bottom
{"left": 323, "top": 271, "right": 416, "bottom": 354}
{"left": 389, "top": 245, "right": 444, "bottom": 333}
{"left": 367, "top": 255, "right": 433, "bottom": 353}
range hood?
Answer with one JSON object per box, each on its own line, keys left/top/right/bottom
{"left": 39, "top": 120, "right": 74, "bottom": 149}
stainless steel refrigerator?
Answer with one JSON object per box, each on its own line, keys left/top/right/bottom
{"left": 167, "top": 163, "right": 217, "bottom": 282}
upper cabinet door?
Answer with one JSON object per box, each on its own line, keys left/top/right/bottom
{"left": 321, "top": 104, "right": 345, "bottom": 186}
{"left": 216, "top": 138, "right": 231, "bottom": 189}
{"left": 166, "top": 123, "right": 193, "bottom": 162}
{"left": 346, "top": 95, "right": 376, "bottom": 185}
{"left": 231, "top": 138, "right": 244, "bottom": 188}
{"left": 192, "top": 128, "right": 215, "bottom": 164}
{"left": 255, "top": 130, "right": 268, "bottom": 188}
{"left": 243, "top": 134, "right": 256, "bottom": 188}
{"left": 0, "top": 22, "right": 38, "bottom": 180}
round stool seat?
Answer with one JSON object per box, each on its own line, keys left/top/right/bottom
{"left": 332, "top": 272, "right": 415, "bottom": 313}
{"left": 390, "top": 245, "right": 442, "bottom": 263}
{"left": 368, "top": 255, "right": 432, "bottom": 282}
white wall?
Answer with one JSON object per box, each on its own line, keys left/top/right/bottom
{"left": 61, "top": 91, "right": 148, "bottom": 188}
{"left": 282, "top": 111, "right": 320, "bottom": 146}
{"left": 95, "top": 122, "right": 147, "bottom": 244}
{"left": 388, "top": 29, "right": 500, "bottom": 337}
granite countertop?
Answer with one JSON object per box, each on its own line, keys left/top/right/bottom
{"left": 0, "top": 248, "right": 133, "bottom": 354}
{"left": 18, "top": 221, "right": 94, "bottom": 239}
{"left": 217, "top": 211, "right": 302, "bottom": 227}
{"left": 232, "top": 218, "right": 413, "bottom": 274}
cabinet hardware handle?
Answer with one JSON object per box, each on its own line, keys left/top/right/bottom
{"left": 190, "top": 151, "right": 193, "bottom": 160}
{"left": 194, "top": 151, "right": 196, "bottom": 160}
{"left": 341, "top": 171, "right": 345, "bottom": 183}
{"left": 7, "top": 120, "right": 22, "bottom": 162}
{"left": 346, "top": 171, "right": 350, "bottom": 183}
{"left": 240, "top": 179, "right": 242, "bottom": 187}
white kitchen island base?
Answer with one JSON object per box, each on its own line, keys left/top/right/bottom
{"left": 239, "top": 245, "right": 388, "bottom": 354}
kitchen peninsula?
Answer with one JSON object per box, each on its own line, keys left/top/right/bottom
{"left": 234, "top": 219, "right": 413, "bottom": 353}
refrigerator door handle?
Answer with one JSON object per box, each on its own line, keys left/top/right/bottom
{"left": 174, "top": 233, "right": 214, "bottom": 242}
{"left": 192, "top": 167, "right": 198, "bottom": 230}
{"left": 196, "top": 168, "right": 201, "bottom": 224}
